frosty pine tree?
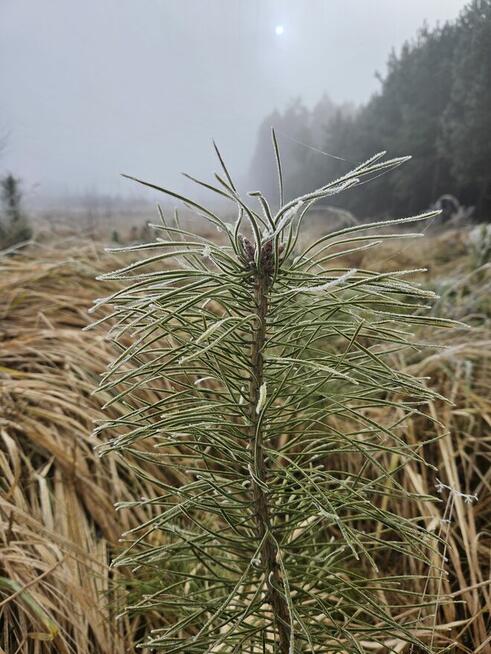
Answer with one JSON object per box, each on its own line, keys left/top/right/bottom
{"left": 93, "top": 135, "right": 453, "bottom": 652}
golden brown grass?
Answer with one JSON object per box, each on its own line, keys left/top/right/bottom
{"left": 0, "top": 231, "right": 489, "bottom": 653}
{"left": 0, "top": 240, "right": 163, "bottom": 653}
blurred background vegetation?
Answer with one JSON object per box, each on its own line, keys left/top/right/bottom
{"left": 249, "top": 0, "right": 491, "bottom": 220}
{"left": 1, "top": 0, "right": 490, "bottom": 243}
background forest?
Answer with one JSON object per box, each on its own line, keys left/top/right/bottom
{"left": 249, "top": 0, "right": 491, "bottom": 219}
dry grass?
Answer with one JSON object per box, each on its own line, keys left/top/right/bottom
{"left": 0, "top": 230, "right": 489, "bottom": 653}
{"left": 0, "top": 240, "right": 164, "bottom": 653}
{"left": 339, "top": 229, "right": 491, "bottom": 653}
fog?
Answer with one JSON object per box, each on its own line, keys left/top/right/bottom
{"left": 0, "top": 0, "right": 468, "bottom": 202}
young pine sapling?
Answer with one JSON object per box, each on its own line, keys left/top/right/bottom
{"left": 94, "top": 137, "right": 454, "bottom": 653}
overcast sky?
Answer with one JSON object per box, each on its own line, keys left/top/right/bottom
{"left": 0, "top": 0, "right": 468, "bottom": 201}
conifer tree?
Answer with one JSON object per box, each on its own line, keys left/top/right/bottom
{"left": 94, "top": 138, "right": 453, "bottom": 652}
{"left": 0, "top": 174, "right": 32, "bottom": 249}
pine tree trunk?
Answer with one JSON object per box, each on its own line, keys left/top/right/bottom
{"left": 248, "top": 273, "right": 291, "bottom": 653}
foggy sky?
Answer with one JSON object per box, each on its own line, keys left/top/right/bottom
{"left": 0, "top": 0, "right": 468, "bottom": 201}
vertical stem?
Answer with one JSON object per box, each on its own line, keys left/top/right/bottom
{"left": 248, "top": 273, "right": 291, "bottom": 653}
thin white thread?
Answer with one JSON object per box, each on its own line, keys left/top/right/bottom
{"left": 275, "top": 128, "right": 360, "bottom": 164}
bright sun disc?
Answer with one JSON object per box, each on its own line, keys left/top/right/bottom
{"left": 275, "top": 25, "right": 284, "bottom": 36}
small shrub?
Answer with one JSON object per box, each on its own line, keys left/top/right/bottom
{"left": 469, "top": 223, "right": 491, "bottom": 268}
{"left": 0, "top": 174, "right": 32, "bottom": 250}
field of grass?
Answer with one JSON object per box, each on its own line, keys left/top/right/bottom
{"left": 0, "top": 228, "right": 489, "bottom": 653}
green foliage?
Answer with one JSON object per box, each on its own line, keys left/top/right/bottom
{"left": 95, "top": 141, "right": 454, "bottom": 652}
{"left": 249, "top": 1, "right": 491, "bottom": 220}
{"left": 0, "top": 174, "right": 32, "bottom": 250}
{"left": 440, "top": 0, "right": 491, "bottom": 211}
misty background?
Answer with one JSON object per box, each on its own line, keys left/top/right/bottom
{"left": 1, "top": 0, "right": 470, "bottom": 209}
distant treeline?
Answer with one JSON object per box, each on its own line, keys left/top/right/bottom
{"left": 249, "top": 0, "right": 491, "bottom": 220}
